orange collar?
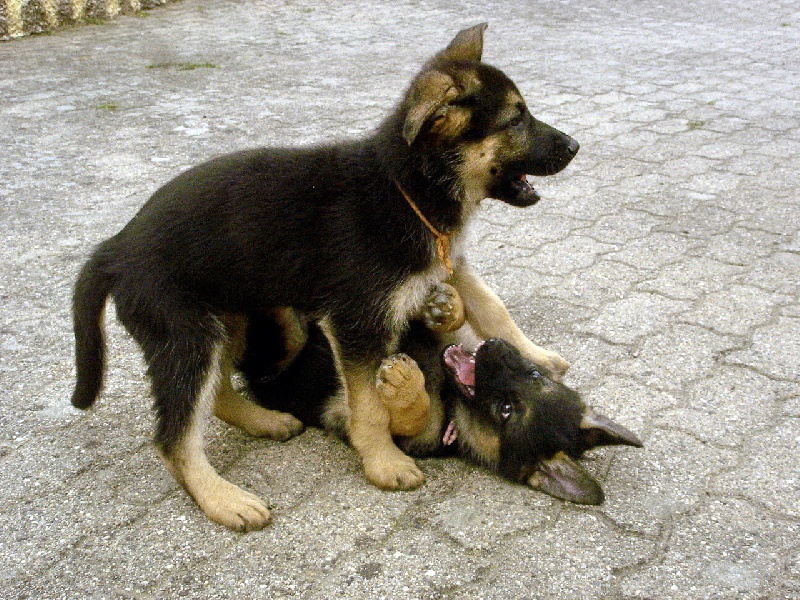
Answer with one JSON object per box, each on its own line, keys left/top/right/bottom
{"left": 394, "top": 180, "right": 454, "bottom": 275}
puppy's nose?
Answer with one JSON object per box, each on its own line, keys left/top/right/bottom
{"left": 566, "top": 137, "right": 580, "bottom": 155}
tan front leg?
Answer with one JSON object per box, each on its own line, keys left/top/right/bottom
{"left": 450, "top": 265, "right": 570, "bottom": 379}
{"left": 318, "top": 319, "right": 426, "bottom": 491}
{"left": 344, "top": 364, "right": 426, "bottom": 490}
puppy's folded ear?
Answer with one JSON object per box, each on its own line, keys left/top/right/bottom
{"left": 402, "top": 71, "right": 461, "bottom": 145}
{"left": 402, "top": 24, "right": 488, "bottom": 146}
{"left": 527, "top": 451, "right": 604, "bottom": 505}
{"left": 580, "top": 409, "right": 644, "bottom": 449}
{"left": 436, "top": 23, "right": 488, "bottom": 63}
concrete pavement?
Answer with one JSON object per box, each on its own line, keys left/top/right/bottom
{"left": 1, "top": 0, "right": 798, "bottom": 597}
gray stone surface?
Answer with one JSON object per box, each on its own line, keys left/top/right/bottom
{"left": 1, "top": 1, "right": 798, "bottom": 598}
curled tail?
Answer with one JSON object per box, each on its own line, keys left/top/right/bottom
{"left": 71, "top": 249, "right": 115, "bottom": 409}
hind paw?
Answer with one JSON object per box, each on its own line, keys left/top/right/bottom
{"left": 215, "top": 390, "right": 304, "bottom": 440}
{"left": 247, "top": 410, "right": 304, "bottom": 441}
{"left": 376, "top": 354, "right": 424, "bottom": 401}
{"left": 191, "top": 475, "right": 272, "bottom": 532}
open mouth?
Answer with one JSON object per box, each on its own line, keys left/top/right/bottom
{"left": 442, "top": 343, "right": 478, "bottom": 398}
{"left": 491, "top": 172, "right": 541, "bottom": 207}
{"left": 511, "top": 174, "right": 541, "bottom": 204}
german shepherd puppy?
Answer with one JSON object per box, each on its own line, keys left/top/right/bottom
{"left": 70, "top": 24, "right": 579, "bottom": 531}
{"left": 241, "top": 296, "right": 643, "bottom": 505}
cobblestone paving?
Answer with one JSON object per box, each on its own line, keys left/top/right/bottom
{"left": 1, "top": 1, "right": 798, "bottom": 598}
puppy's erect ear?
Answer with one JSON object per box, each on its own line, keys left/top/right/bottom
{"left": 436, "top": 23, "right": 488, "bottom": 63}
{"left": 580, "top": 409, "right": 644, "bottom": 449}
{"left": 527, "top": 451, "right": 605, "bottom": 505}
{"left": 402, "top": 24, "right": 487, "bottom": 145}
{"left": 402, "top": 70, "right": 461, "bottom": 145}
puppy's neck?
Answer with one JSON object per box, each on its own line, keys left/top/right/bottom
{"left": 372, "top": 121, "right": 468, "bottom": 233}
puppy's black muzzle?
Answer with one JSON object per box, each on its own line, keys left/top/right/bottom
{"left": 528, "top": 127, "right": 579, "bottom": 176}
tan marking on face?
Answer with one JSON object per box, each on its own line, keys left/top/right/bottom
{"left": 454, "top": 403, "right": 500, "bottom": 467}
{"left": 504, "top": 90, "right": 525, "bottom": 116}
{"left": 459, "top": 134, "right": 502, "bottom": 207}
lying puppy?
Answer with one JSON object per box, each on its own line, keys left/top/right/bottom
{"left": 242, "top": 288, "right": 643, "bottom": 504}
{"left": 71, "top": 23, "right": 579, "bottom": 530}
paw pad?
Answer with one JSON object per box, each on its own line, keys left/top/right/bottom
{"left": 421, "top": 283, "right": 465, "bottom": 333}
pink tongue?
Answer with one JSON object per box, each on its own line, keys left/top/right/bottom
{"left": 444, "top": 346, "right": 475, "bottom": 387}
{"left": 458, "top": 360, "right": 475, "bottom": 387}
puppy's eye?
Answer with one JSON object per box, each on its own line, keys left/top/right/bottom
{"left": 499, "top": 402, "right": 513, "bottom": 420}
{"left": 506, "top": 105, "right": 526, "bottom": 129}
{"left": 527, "top": 368, "right": 542, "bottom": 379}
{"left": 454, "top": 94, "right": 477, "bottom": 107}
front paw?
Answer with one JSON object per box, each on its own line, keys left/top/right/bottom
{"left": 420, "top": 282, "right": 466, "bottom": 333}
{"left": 539, "top": 351, "right": 570, "bottom": 381}
{"left": 376, "top": 354, "right": 430, "bottom": 437}
{"left": 545, "top": 353, "right": 569, "bottom": 381}
{"left": 363, "top": 448, "right": 425, "bottom": 490}
{"left": 520, "top": 344, "right": 570, "bottom": 381}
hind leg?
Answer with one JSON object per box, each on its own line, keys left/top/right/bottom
{"left": 214, "top": 350, "right": 304, "bottom": 440}
{"left": 212, "top": 314, "right": 304, "bottom": 440}
{"left": 118, "top": 300, "right": 272, "bottom": 532}
{"left": 155, "top": 337, "right": 271, "bottom": 532}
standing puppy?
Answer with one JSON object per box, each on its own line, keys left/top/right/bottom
{"left": 71, "top": 24, "right": 579, "bottom": 531}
